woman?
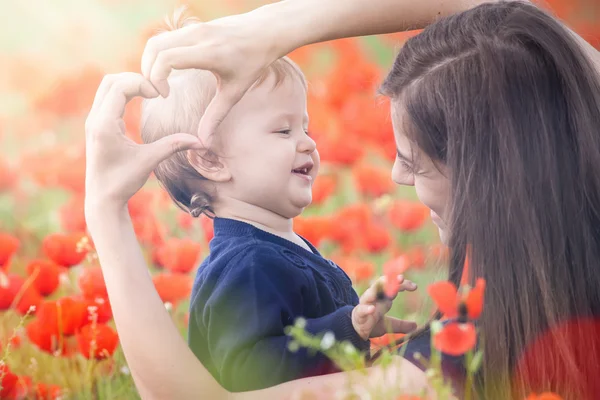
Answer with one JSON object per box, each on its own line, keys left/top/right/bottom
{"left": 84, "top": 0, "right": 600, "bottom": 399}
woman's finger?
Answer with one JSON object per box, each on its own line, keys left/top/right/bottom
{"left": 145, "top": 133, "right": 204, "bottom": 167}
{"left": 141, "top": 23, "right": 201, "bottom": 79}
{"left": 88, "top": 74, "right": 118, "bottom": 120}
{"left": 196, "top": 85, "right": 251, "bottom": 143}
{"left": 148, "top": 44, "right": 213, "bottom": 98}
{"left": 97, "top": 74, "right": 160, "bottom": 124}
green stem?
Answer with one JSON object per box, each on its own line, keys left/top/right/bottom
{"left": 465, "top": 350, "right": 474, "bottom": 400}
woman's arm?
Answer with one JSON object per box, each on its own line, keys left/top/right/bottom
{"left": 272, "top": 0, "right": 494, "bottom": 51}
{"left": 140, "top": 0, "right": 496, "bottom": 141}
{"left": 86, "top": 208, "right": 225, "bottom": 400}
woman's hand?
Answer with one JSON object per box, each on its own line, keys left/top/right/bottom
{"left": 84, "top": 72, "right": 203, "bottom": 215}
{"left": 140, "top": 10, "right": 283, "bottom": 145}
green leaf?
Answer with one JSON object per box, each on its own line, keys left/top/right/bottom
{"left": 468, "top": 350, "right": 484, "bottom": 373}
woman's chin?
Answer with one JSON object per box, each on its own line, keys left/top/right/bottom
{"left": 438, "top": 227, "right": 449, "bottom": 245}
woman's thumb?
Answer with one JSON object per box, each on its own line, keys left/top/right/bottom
{"left": 149, "top": 133, "right": 206, "bottom": 164}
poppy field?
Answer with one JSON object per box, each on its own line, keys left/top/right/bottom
{"left": 0, "top": 0, "right": 597, "bottom": 399}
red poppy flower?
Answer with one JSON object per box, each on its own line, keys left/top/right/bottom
{"left": 432, "top": 321, "right": 477, "bottom": 356}
{"left": 34, "top": 67, "right": 103, "bottom": 117}
{"left": 79, "top": 295, "right": 113, "bottom": 325}
{"left": 311, "top": 174, "right": 337, "bottom": 204}
{"left": 370, "top": 333, "right": 406, "bottom": 348}
{"left": 0, "top": 273, "right": 23, "bottom": 310}
{"left": 127, "top": 189, "right": 155, "bottom": 220}
{"left": 364, "top": 223, "right": 391, "bottom": 253}
{"left": 329, "top": 204, "right": 372, "bottom": 245}
{"left": 76, "top": 323, "right": 119, "bottom": 360}
{"left": 388, "top": 201, "right": 430, "bottom": 232}
{"left": 153, "top": 272, "right": 193, "bottom": 306}
{"left": 25, "top": 319, "right": 61, "bottom": 354}
{"left": 6, "top": 374, "right": 32, "bottom": 400}
{"left": 0, "top": 233, "right": 20, "bottom": 269}
{"left": 13, "top": 281, "right": 43, "bottom": 316}
{"left": 59, "top": 194, "right": 86, "bottom": 233}
{"left": 177, "top": 212, "right": 194, "bottom": 232}
{"left": 293, "top": 216, "right": 332, "bottom": 248}
{"left": 34, "top": 382, "right": 63, "bottom": 400}
{"left": 159, "top": 238, "right": 202, "bottom": 274}
{"left": 428, "top": 279, "right": 486, "bottom": 356}
{"left": 199, "top": 214, "right": 214, "bottom": 243}
{"left": 36, "top": 297, "right": 87, "bottom": 336}
{"left": 0, "top": 363, "right": 18, "bottom": 398}
{"left": 383, "top": 255, "right": 410, "bottom": 298}
{"left": 78, "top": 266, "right": 108, "bottom": 299}
{"left": 516, "top": 317, "right": 600, "bottom": 400}
{"left": 132, "top": 214, "right": 167, "bottom": 246}
{"left": 406, "top": 246, "right": 426, "bottom": 269}
{"left": 25, "top": 259, "right": 61, "bottom": 296}
{"left": 42, "top": 233, "right": 88, "bottom": 268}
{"left": 427, "top": 278, "right": 486, "bottom": 320}
{"left": 329, "top": 254, "right": 375, "bottom": 284}
{"left": 352, "top": 161, "right": 395, "bottom": 198}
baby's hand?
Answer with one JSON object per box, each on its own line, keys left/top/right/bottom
{"left": 351, "top": 275, "right": 418, "bottom": 340}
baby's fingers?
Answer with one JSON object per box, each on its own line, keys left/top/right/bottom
{"left": 398, "top": 278, "right": 418, "bottom": 292}
{"left": 360, "top": 276, "right": 386, "bottom": 304}
{"left": 383, "top": 316, "right": 418, "bottom": 334}
{"left": 353, "top": 304, "right": 375, "bottom": 324}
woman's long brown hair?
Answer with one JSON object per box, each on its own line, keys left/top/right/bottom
{"left": 379, "top": 2, "right": 600, "bottom": 398}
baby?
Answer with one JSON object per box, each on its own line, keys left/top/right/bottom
{"left": 140, "top": 12, "right": 416, "bottom": 392}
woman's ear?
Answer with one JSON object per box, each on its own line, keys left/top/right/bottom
{"left": 187, "top": 149, "right": 231, "bottom": 182}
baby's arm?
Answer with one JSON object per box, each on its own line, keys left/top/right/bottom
{"left": 194, "top": 248, "right": 370, "bottom": 392}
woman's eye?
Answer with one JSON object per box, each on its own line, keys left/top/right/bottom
{"left": 276, "top": 130, "right": 291, "bottom": 135}
{"left": 399, "top": 159, "right": 414, "bottom": 173}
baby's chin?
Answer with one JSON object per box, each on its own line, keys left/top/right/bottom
{"left": 287, "top": 198, "right": 313, "bottom": 218}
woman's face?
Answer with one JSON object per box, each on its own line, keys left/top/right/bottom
{"left": 391, "top": 103, "right": 452, "bottom": 244}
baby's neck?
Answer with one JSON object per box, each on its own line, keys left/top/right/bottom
{"left": 212, "top": 199, "right": 311, "bottom": 252}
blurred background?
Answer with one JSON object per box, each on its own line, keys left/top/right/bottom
{"left": 0, "top": 0, "right": 597, "bottom": 399}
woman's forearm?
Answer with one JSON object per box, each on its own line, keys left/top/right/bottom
{"left": 234, "top": 357, "right": 432, "bottom": 400}
{"left": 86, "top": 207, "right": 227, "bottom": 400}
{"left": 263, "top": 0, "right": 495, "bottom": 55}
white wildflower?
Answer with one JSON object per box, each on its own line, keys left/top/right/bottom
{"left": 320, "top": 332, "right": 335, "bottom": 351}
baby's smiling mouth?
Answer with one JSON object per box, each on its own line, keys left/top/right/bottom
{"left": 292, "top": 161, "right": 314, "bottom": 176}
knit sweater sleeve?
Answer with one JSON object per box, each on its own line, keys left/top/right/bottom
{"left": 193, "top": 246, "right": 369, "bottom": 392}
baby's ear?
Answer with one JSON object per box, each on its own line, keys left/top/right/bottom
{"left": 187, "top": 149, "right": 231, "bottom": 182}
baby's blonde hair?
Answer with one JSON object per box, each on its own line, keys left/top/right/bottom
{"left": 141, "top": 6, "right": 307, "bottom": 218}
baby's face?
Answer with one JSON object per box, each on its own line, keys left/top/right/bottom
{"left": 214, "top": 73, "right": 320, "bottom": 219}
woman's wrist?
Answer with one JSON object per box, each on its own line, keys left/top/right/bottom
{"left": 84, "top": 201, "right": 130, "bottom": 234}
{"left": 247, "top": 1, "right": 309, "bottom": 59}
